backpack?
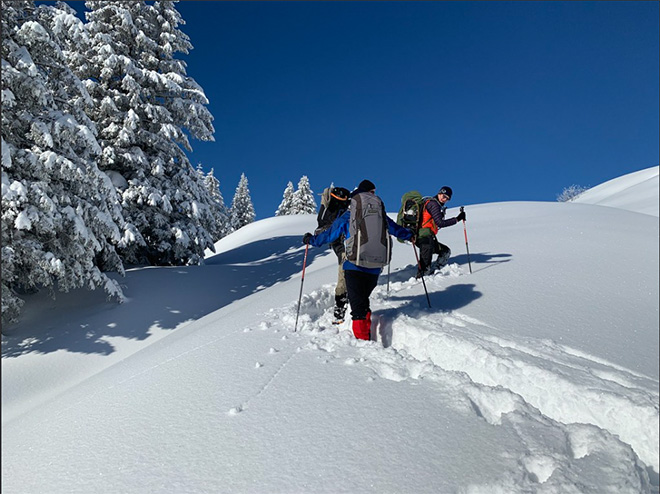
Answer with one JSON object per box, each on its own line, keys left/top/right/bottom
{"left": 317, "top": 186, "right": 350, "bottom": 232}
{"left": 345, "top": 192, "right": 392, "bottom": 269}
{"left": 396, "top": 190, "right": 426, "bottom": 233}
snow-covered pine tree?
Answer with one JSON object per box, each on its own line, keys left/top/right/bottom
{"left": 197, "top": 165, "right": 229, "bottom": 242}
{"left": 80, "top": 0, "right": 216, "bottom": 266}
{"left": 207, "top": 168, "right": 230, "bottom": 240}
{"left": 229, "top": 173, "right": 255, "bottom": 231}
{"left": 1, "top": 0, "right": 130, "bottom": 325}
{"left": 290, "top": 175, "right": 317, "bottom": 214}
{"left": 557, "top": 184, "right": 589, "bottom": 202}
{"left": 275, "top": 181, "right": 295, "bottom": 216}
{"left": 38, "top": 1, "right": 91, "bottom": 76}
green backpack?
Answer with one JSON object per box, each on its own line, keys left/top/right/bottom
{"left": 396, "top": 191, "right": 425, "bottom": 231}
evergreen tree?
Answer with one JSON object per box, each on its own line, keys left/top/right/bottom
{"left": 290, "top": 175, "right": 317, "bottom": 214}
{"left": 275, "top": 181, "right": 295, "bottom": 216}
{"left": 1, "top": 0, "right": 129, "bottom": 325}
{"left": 39, "top": 1, "right": 92, "bottom": 73}
{"left": 80, "top": 0, "right": 216, "bottom": 265}
{"left": 229, "top": 173, "right": 255, "bottom": 231}
{"left": 198, "top": 165, "right": 229, "bottom": 241}
{"left": 557, "top": 184, "right": 589, "bottom": 202}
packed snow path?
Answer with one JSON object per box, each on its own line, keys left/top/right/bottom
{"left": 272, "top": 264, "right": 657, "bottom": 486}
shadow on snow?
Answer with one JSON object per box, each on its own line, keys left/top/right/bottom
{"left": 385, "top": 251, "right": 512, "bottom": 284}
{"left": 372, "top": 250, "right": 511, "bottom": 348}
{"left": 376, "top": 283, "right": 483, "bottom": 348}
{"left": 2, "top": 236, "right": 324, "bottom": 358}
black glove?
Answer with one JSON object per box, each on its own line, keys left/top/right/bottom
{"left": 302, "top": 232, "right": 313, "bottom": 245}
{"left": 455, "top": 211, "right": 466, "bottom": 222}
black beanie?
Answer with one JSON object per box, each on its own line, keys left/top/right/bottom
{"left": 438, "top": 186, "right": 453, "bottom": 199}
{"left": 357, "top": 179, "right": 376, "bottom": 193}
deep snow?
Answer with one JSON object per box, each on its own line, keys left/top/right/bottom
{"left": 2, "top": 166, "right": 659, "bottom": 493}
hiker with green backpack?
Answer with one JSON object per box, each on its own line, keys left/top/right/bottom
{"left": 302, "top": 180, "right": 414, "bottom": 341}
{"left": 396, "top": 186, "right": 466, "bottom": 279}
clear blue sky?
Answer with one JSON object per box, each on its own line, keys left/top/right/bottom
{"left": 76, "top": 1, "right": 660, "bottom": 218}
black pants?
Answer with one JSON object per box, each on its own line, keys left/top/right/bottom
{"left": 417, "top": 236, "right": 450, "bottom": 275}
{"left": 344, "top": 269, "right": 379, "bottom": 320}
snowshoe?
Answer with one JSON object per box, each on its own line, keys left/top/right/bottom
{"left": 333, "top": 294, "right": 347, "bottom": 324}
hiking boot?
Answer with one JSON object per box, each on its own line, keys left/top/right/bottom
{"left": 430, "top": 254, "right": 450, "bottom": 274}
{"left": 333, "top": 294, "right": 347, "bottom": 323}
{"left": 435, "top": 249, "right": 451, "bottom": 269}
{"left": 332, "top": 296, "right": 347, "bottom": 324}
{"left": 416, "top": 267, "right": 431, "bottom": 279}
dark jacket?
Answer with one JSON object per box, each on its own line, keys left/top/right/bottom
{"left": 315, "top": 198, "right": 349, "bottom": 258}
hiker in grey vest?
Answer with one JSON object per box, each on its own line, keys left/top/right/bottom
{"left": 315, "top": 186, "right": 351, "bottom": 324}
{"left": 302, "top": 180, "right": 413, "bottom": 341}
{"left": 416, "top": 186, "right": 465, "bottom": 278}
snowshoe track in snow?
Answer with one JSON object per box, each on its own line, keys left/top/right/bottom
{"left": 261, "top": 263, "right": 658, "bottom": 484}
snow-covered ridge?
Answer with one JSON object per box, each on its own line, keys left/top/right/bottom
{"left": 573, "top": 165, "right": 659, "bottom": 217}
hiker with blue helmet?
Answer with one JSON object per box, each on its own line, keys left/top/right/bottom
{"left": 302, "top": 180, "right": 413, "bottom": 340}
{"left": 415, "top": 186, "right": 465, "bottom": 278}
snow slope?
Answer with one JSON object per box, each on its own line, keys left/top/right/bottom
{"left": 2, "top": 169, "right": 658, "bottom": 493}
{"left": 573, "top": 165, "right": 659, "bottom": 216}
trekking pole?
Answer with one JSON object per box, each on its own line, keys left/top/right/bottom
{"left": 294, "top": 243, "right": 309, "bottom": 332}
{"left": 387, "top": 261, "right": 391, "bottom": 295}
{"left": 460, "top": 206, "right": 472, "bottom": 274}
{"left": 386, "top": 235, "right": 391, "bottom": 295}
{"left": 411, "top": 239, "right": 431, "bottom": 308}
